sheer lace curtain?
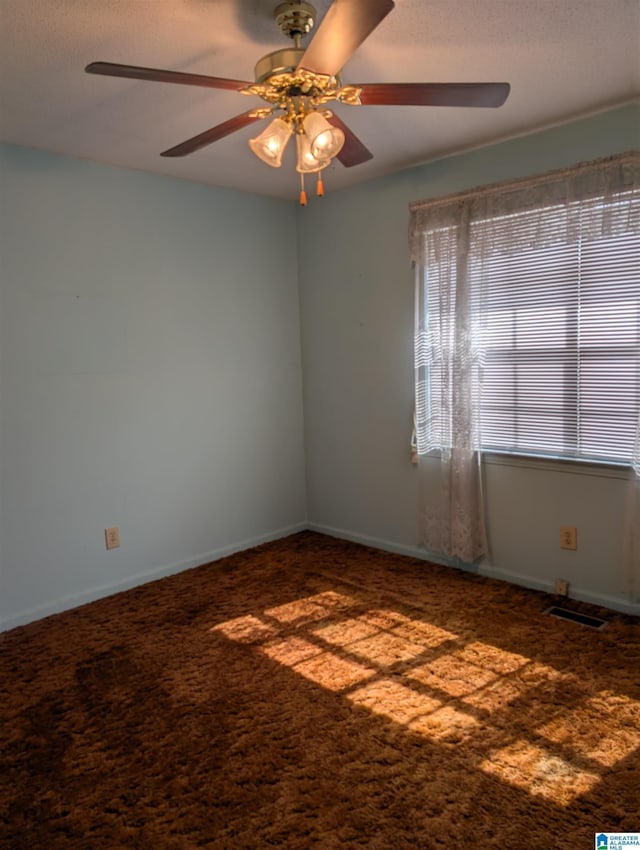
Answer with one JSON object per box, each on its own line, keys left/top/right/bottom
{"left": 410, "top": 152, "right": 640, "bottom": 575}
{"left": 412, "top": 204, "right": 488, "bottom": 563}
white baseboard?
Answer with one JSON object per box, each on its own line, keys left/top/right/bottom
{"left": 307, "top": 522, "right": 640, "bottom": 617}
{"left": 0, "top": 522, "right": 307, "bottom": 632}
{"left": 3, "top": 520, "right": 636, "bottom": 631}
{"left": 306, "top": 522, "right": 431, "bottom": 561}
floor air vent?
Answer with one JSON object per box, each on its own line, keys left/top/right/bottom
{"left": 545, "top": 606, "right": 607, "bottom": 630}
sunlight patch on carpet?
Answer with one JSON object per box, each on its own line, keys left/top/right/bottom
{"left": 314, "top": 611, "right": 457, "bottom": 656}
{"left": 264, "top": 591, "right": 356, "bottom": 624}
{"left": 206, "top": 585, "right": 632, "bottom": 809}
{"left": 313, "top": 616, "right": 380, "bottom": 645}
{"left": 480, "top": 742, "right": 601, "bottom": 804}
{"left": 462, "top": 642, "right": 529, "bottom": 674}
{"left": 410, "top": 704, "right": 480, "bottom": 742}
{"left": 348, "top": 679, "right": 478, "bottom": 742}
{"left": 261, "top": 636, "right": 325, "bottom": 665}
{"left": 349, "top": 679, "right": 443, "bottom": 724}
{"left": 338, "top": 631, "right": 425, "bottom": 666}
{"left": 407, "top": 642, "right": 540, "bottom": 710}
{"left": 315, "top": 618, "right": 424, "bottom": 665}
{"left": 389, "top": 617, "right": 459, "bottom": 648}
{"left": 536, "top": 691, "right": 640, "bottom": 768}
{"left": 408, "top": 655, "right": 497, "bottom": 698}
{"left": 461, "top": 669, "right": 538, "bottom": 712}
{"left": 261, "top": 636, "right": 375, "bottom": 690}
{"left": 210, "top": 614, "right": 279, "bottom": 643}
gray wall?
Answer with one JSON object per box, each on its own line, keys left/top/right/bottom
{"left": 298, "top": 104, "right": 639, "bottom": 614}
{"left": 1, "top": 145, "right": 307, "bottom": 629}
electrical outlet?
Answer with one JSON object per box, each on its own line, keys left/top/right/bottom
{"left": 105, "top": 526, "right": 120, "bottom": 550}
{"left": 554, "top": 579, "right": 569, "bottom": 596}
{"left": 560, "top": 526, "right": 577, "bottom": 550}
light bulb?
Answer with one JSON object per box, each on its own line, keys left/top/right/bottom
{"left": 296, "top": 133, "right": 329, "bottom": 173}
{"left": 303, "top": 112, "right": 345, "bottom": 161}
{"left": 248, "top": 117, "right": 293, "bottom": 168}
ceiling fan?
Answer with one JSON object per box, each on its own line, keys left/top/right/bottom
{"left": 85, "top": 0, "right": 510, "bottom": 202}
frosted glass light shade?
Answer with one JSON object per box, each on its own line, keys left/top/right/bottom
{"left": 303, "top": 111, "right": 345, "bottom": 160}
{"left": 295, "top": 132, "right": 330, "bottom": 173}
{"left": 249, "top": 117, "right": 293, "bottom": 168}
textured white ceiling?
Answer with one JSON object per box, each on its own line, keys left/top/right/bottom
{"left": 1, "top": 0, "right": 638, "bottom": 200}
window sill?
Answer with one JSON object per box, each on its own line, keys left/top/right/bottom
{"left": 413, "top": 449, "right": 632, "bottom": 480}
{"left": 481, "top": 451, "right": 631, "bottom": 480}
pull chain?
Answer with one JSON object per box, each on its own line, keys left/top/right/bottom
{"left": 299, "top": 172, "right": 307, "bottom": 206}
{"left": 316, "top": 173, "right": 324, "bottom": 196}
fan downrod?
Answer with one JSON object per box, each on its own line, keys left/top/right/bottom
{"left": 253, "top": 1, "right": 319, "bottom": 83}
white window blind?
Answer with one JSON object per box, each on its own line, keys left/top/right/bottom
{"left": 411, "top": 153, "right": 640, "bottom": 467}
{"left": 474, "top": 193, "right": 640, "bottom": 463}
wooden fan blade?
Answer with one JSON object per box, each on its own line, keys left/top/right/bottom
{"left": 85, "top": 62, "right": 251, "bottom": 91}
{"left": 327, "top": 113, "right": 373, "bottom": 167}
{"left": 297, "top": 0, "right": 395, "bottom": 77}
{"left": 161, "top": 111, "right": 264, "bottom": 157}
{"left": 356, "top": 82, "right": 511, "bottom": 108}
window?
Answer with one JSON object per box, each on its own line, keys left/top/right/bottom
{"left": 413, "top": 154, "right": 640, "bottom": 467}
{"left": 475, "top": 193, "right": 639, "bottom": 463}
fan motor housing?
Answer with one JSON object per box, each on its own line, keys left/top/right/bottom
{"left": 254, "top": 47, "right": 306, "bottom": 84}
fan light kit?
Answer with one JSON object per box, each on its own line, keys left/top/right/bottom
{"left": 85, "top": 0, "right": 510, "bottom": 204}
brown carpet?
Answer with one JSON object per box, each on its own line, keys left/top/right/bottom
{"left": 1, "top": 531, "right": 639, "bottom": 849}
